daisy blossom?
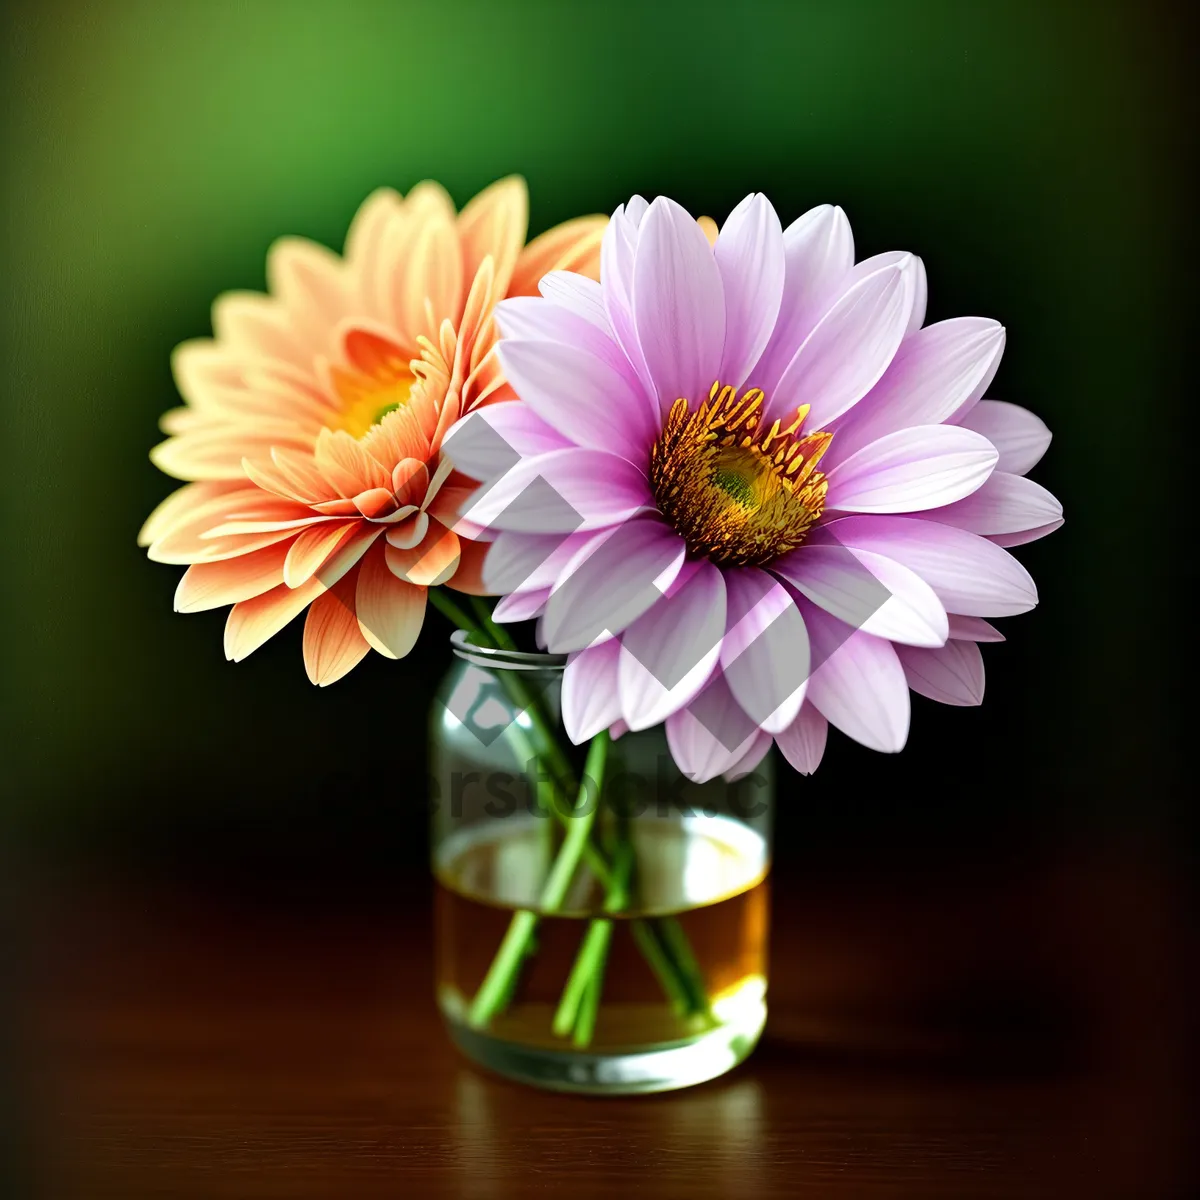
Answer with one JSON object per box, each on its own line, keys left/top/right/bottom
{"left": 140, "top": 178, "right": 605, "bottom": 683}
{"left": 446, "top": 193, "right": 1061, "bottom": 780}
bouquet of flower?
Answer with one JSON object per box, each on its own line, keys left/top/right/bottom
{"left": 141, "top": 178, "right": 1061, "bottom": 1089}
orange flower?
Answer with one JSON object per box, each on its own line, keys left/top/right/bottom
{"left": 140, "top": 178, "right": 605, "bottom": 684}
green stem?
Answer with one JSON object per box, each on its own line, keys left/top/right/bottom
{"left": 467, "top": 732, "right": 610, "bottom": 1030}
{"left": 553, "top": 839, "right": 632, "bottom": 1041}
{"left": 426, "top": 588, "right": 483, "bottom": 639}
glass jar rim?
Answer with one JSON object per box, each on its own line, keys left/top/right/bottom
{"left": 449, "top": 628, "right": 567, "bottom": 672}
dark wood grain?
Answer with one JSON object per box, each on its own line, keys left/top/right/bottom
{"left": 10, "top": 851, "right": 1191, "bottom": 1199}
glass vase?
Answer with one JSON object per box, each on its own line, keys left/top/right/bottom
{"left": 430, "top": 630, "right": 774, "bottom": 1094}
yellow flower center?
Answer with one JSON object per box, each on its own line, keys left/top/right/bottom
{"left": 328, "top": 330, "right": 416, "bottom": 439}
{"left": 649, "top": 382, "right": 833, "bottom": 568}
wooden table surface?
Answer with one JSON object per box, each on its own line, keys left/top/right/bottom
{"left": 9, "top": 851, "right": 1192, "bottom": 1199}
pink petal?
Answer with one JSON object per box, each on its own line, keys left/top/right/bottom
{"left": 496, "top": 337, "right": 657, "bottom": 463}
{"left": 774, "top": 544, "right": 948, "bottom": 647}
{"left": 830, "top": 318, "right": 1005, "bottom": 458}
{"left": 442, "top": 404, "right": 571, "bottom": 481}
{"left": 956, "top": 400, "right": 1052, "bottom": 475}
{"left": 562, "top": 639, "right": 624, "bottom": 744}
{"left": 719, "top": 568, "right": 810, "bottom": 734}
{"left": 493, "top": 586, "right": 551, "bottom": 622}
{"left": 800, "top": 600, "right": 910, "bottom": 754}
{"left": 773, "top": 703, "right": 828, "bottom": 775}
{"left": 723, "top": 731, "right": 773, "bottom": 782}
{"left": 948, "top": 615, "right": 1005, "bottom": 643}
{"left": 906, "top": 256, "right": 928, "bottom": 333}
{"left": 601, "top": 201, "right": 654, "bottom": 394}
{"left": 665, "top": 675, "right": 763, "bottom": 784}
{"left": 538, "top": 271, "right": 613, "bottom": 333}
{"left": 817, "top": 515, "right": 1037, "bottom": 616}
{"left": 541, "top": 518, "right": 686, "bottom": 652}
{"left": 753, "top": 204, "right": 854, "bottom": 391}
{"left": 989, "top": 519, "right": 1065, "bottom": 548}
{"left": 618, "top": 560, "right": 726, "bottom": 731}
{"left": 826, "top": 425, "right": 998, "bottom": 514}
{"left": 483, "top": 530, "right": 604, "bottom": 595}
{"left": 770, "top": 256, "right": 916, "bottom": 428}
{"left": 632, "top": 197, "right": 726, "bottom": 415}
{"left": 922, "top": 471, "right": 1062, "bottom": 537}
{"left": 897, "top": 640, "right": 985, "bottom": 706}
{"left": 714, "top": 193, "right": 785, "bottom": 388}
{"left": 460, "top": 448, "right": 653, "bottom": 534}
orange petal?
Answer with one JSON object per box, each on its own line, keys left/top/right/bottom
{"left": 444, "top": 536, "right": 492, "bottom": 596}
{"left": 457, "top": 176, "right": 528, "bottom": 301}
{"left": 283, "top": 519, "right": 362, "bottom": 588}
{"left": 146, "top": 488, "right": 305, "bottom": 564}
{"left": 391, "top": 458, "right": 430, "bottom": 507}
{"left": 355, "top": 542, "right": 426, "bottom": 659}
{"left": 383, "top": 511, "right": 429, "bottom": 550}
{"left": 385, "top": 526, "right": 460, "bottom": 587}
{"left": 139, "top": 481, "right": 247, "bottom": 547}
{"left": 425, "top": 484, "right": 476, "bottom": 528}
{"left": 211, "top": 291, "right": 312, "bottom": 371}
{"left": 303, "top": 569, "right": 370, "bottom": 686}
{"left": 508, "top": 215, "right": 607, "bottom": 296}
{"left": 224, "top": 576, "right": 327, "bottom": 662}
{"left": 265, "top": 236, "right": 349, "bottom": 351}
{"left": 174, "top": 541, "right": 293, "bottom": 613}
{"left": 697, "top": 215, "right": 719, "bottom": 247}
{"left": 313, "top": 427, "right": 391, "bottom": 497}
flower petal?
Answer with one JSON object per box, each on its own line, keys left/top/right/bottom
{"left": 817, "top": 515, "right": 1037, "bottom": 616}
{"left": 460, "top": 448, "right": 653, "bottom": 534}
{"left": 773, "top": 703, "right": 828, "bottom": 775}
{"left": 948, "top": 615, "right": 1005, "bottom": 643}
{"left": 956, "top": 400, "right": 1053, "bottom": 475}
{"left": 562, "top": 640, "right": 624, "bottom": 744}
{"left": 897, "top": 640, "right": 986, "bottom": 706}
{"left": 385, "top": 525, "right": 461, "bottom": 587}
{"left": 442, "top": 404, "right": 572, "bottom": 481}
{"left": 922, "top": 471, "right": 1062, "bottom": 537}
{"left": 830, "top": 318, "right": 1006, "bottom": 458}
{"left": 618, "top": 560, "right": 726, "bottom": 731}
{"left": 282, "top": 519, "right": 361, "bottom": 588}
{"left": 770, "top": 256, "right": 915, "bottom": 428}
{"left": 456, "top": 175, "right": 528, "bottom": 300}
{"left": 666, "top": 675, "right": 764, "bottom": 784}
{"left": 224, "top": 577, "right": 327, "bottom": 662}
{"left": 538, "top": 271, "right": 612, "bottom": 333}
{"left": 719, "top": 569, "right": 810, "bottom": 734}
{"left": 174, "top": 541, "right": 292, "bottom": 613}
{"left": 493, "top": 587, "right": 551, "bottom": 623}
{"left": 714, "top": 193, "right": 785, "bottom": 388}
{"left": 496, "top": 336, "right": 657, "bottom": 462}
{"left": 723, "top": 731, "right": 773, "bottom": 782}
{"left": 800, "top": 601, "right": 910, "bottom": 754}
{"left": 542, "top": 518, "right": 686, "bottom": 652}
{"left": 355, "top": 542, "right": 426, "bottom": 659}
{"left": 302, "top": 569, "right": 370, "bottom": 686}
{"left": 754, "top": 205, "right": 854, "bottom": 391}
{"left": 632, "top": 197, "right": 726, "bottom": 415}
{"left": 989, "top": 519, "right": 1065, "bottom": 548}
{"left": 483, "top": 530, "right": 603, "bottom": 595}
{"left": 774, "top": 544, "right": 948, "bottom": 647}
{"left": 826, "top": 425, "right": 998, "bottom": 514}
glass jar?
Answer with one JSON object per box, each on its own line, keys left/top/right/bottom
{"left": 430, "top": 631, "right": 774, "bottom": 1094}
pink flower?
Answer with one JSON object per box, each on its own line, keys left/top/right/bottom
{"left": 448, "top": 194, "right": 1061, "bottom": 781}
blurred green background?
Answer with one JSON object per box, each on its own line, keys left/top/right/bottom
{"left": 1, "top": 0, "right": 1186, "bottom": 875}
